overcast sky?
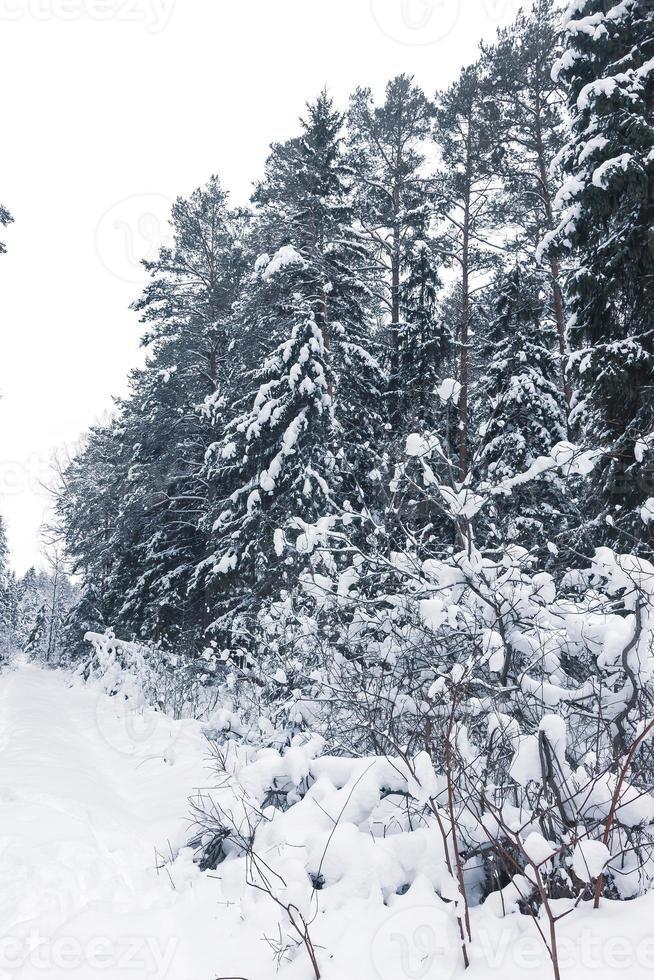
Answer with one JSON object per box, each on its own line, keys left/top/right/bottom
{"left": 0, "top": 0, "right": 524, "bottom": 573}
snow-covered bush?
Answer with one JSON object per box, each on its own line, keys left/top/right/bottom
{"left": 196, "top": 432, "right": 654, "bottom": 953}
{"left": 81, "top": 629, "right": 226, "bottom": 721}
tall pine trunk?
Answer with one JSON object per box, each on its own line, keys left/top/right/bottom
{"left": 458, "top": 138, "right": 472, "bottom": 483}
{"left": 534, "top": 100, "right": 572, "bottom": 416}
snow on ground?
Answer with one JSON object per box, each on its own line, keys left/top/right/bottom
{"left": 1, "top": 660, "right": 654, "bottom": 980}
{"left": 0, "top": 660, "right": 244, "bottom": 980}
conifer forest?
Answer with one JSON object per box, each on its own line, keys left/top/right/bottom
{"left": 2, "top": 2, "right": 654, "bottom": 978}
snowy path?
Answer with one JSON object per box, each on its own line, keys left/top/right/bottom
{"left": 0, "top": 662, "right": 242, "bottom": 980}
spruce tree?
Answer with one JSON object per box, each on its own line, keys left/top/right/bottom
{"left": 54, "top": 421, "right": 125, "bottom": 640}
{"left": 474, "top": 264, "right": 567, "bottom": 551}
{"left": 0, "top": 517, "right": 10, "bottom": 651}
{"left": 548, "top": 0, "right": 654, "bottom": 550}
{"left": 202, "top": 269, "right": 335, "bottom": 654}
{"left": 59, "top": 582, "right": 105, "bottom": 663}
{"left": 481, "top": 0, "right": 571, "bottom": 410}
{"left": 399, "top": 237, "right": 449, "bottom": 430}
{"left": 202, "top": 96, "right": 358, "bottom": 650}
{"left": 109, "top": 179, "right": 246, "bottom": 652}
{"left": 251, "top": 91, "right": 386, "bottom": 493}
{"left": 0, "top": 516, "right": 7, "bottom": 577}
{"left": 25, "top": 604, "right": 48, "bottom": 659}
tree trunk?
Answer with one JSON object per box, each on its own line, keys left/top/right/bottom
{"left": 390, "top": 183, "right": 401, "bottom": 414}
{"left": 458, "top": 180, "right": 471, "bottom": 483}
{"left": 534, "top": 94, "right": 573, "bottom": 416}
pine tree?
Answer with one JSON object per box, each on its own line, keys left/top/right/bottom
{"left": 252, "top": 91, "right": 386, "bottom": 493}
{"left": 0, "top": 571, "right": 21, "bottom": 657}
{"left": 59, "top": 582, "right": 105, "bottom": 663}
{"left": 54, "top": 421, "right": 125, "bottom": 641}
{"left": 398, "top": 237, "right": 449, "bottom": 430}
{"left": 548, "top": 0, "right": 654, "bottom": 550}
{"left": 481, "top": 0, "right": 571, "bottom": 410}
{"left": 434, "top": 64, "right": 499, "bottom": 480}
{"left": 25, "top": 604, "right": 48, "bottom": 658}
{"left": 0, "top": 517, "right": 10, "bottom": 652}
{"left": 67, "top": 180, "right": 247, "bottom": 655}
{"left": 201, "top": 93, "right": 385, "bottom": 651}
{"left": 348, "top": 76, "right": 444, "bottom": 433}
{"left": 0, "top": 516, "right": 7, "bottom": 576}
{"left": 203, "top": 284, "right": 334, "bottom": 654}
{"left": 474, "top": 264, "right": 567, "bottom": 551}
{"left": 15, "top": 567, "right": 39, "bottom": 646}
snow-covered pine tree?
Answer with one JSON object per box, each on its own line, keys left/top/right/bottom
{"left": 347, "top": 76, "right": 445, "bottom": 433}
{"left": 15, "top": 567, "right": 40, "bottom": 644}
{"left": 0, "top": 522, "right": 25, "bottom": 656}
{"left": 104, "top": 179, "right": 247, "bottom": 653}
{"left": 398, "top": 236, "right": 450, "bottom": 431}
{"left": 0, "top": 516, "right": 7, "bottom": 576}
{"left": 0, "top": 204, "right": 12, "bottom": 253}
{"left": 474, "top": 264, "right": 568, "bottom": 551}
{"left": 0, "top": 571, "right": 20, "bottom": 657}
{"left": 548, "top": 0, "right": 654, "bottom": 551}
{"left": 201, "top": 93, "right": 385, "bottom": 653}
{"left": 54, "top": 421, "right": 125, "bottom": 646}
{"left": 59, "top": 581, "right": 105, "bottom": 663}
{"left": 133, "top": 176, "right": 247, "bottom": 397}
{"left": 201, "top": 273, "right": 334, "bottom": 656}
{"left": 434, "top": 63, "right": 500, "bottom": 480}
{"left": 482, "top": 0, "right": 571, "bottom": 411}
{"left": 13, "top": 564, "right": 75, "bottom": 660}
{"left": 24, "top": 604, "right": 48, "bottom": 659}
{"left": 252, "top": 90, "right": 386, "bottom": 495}
{"left": 0, "top": 517, "right": 10, "bottom": 652}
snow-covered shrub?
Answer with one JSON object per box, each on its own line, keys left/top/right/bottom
{"left": 81, "top": 629, "right": 226, "bottom": 721}
{"left": 189, "top": 733, "right": 477, "bottom": 975}
{"left": 208, "top": 433, "right": 654, "bottom": 929}
{"left": 79, "top": 434, "right": 654, "bottom": 975}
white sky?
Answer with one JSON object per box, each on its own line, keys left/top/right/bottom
{"left": 0, "top": 0, "right": 523, "bottom": 573}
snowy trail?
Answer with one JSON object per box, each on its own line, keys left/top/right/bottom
{"left": 0, "top": 662, "right": 240, "bottom": 980}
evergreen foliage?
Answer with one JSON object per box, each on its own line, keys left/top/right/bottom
{"left": 548, "top": 0, "right": 654, "bottom": 550}
{"left": 49, "top": 7, "right": 654, "bottom": 672}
